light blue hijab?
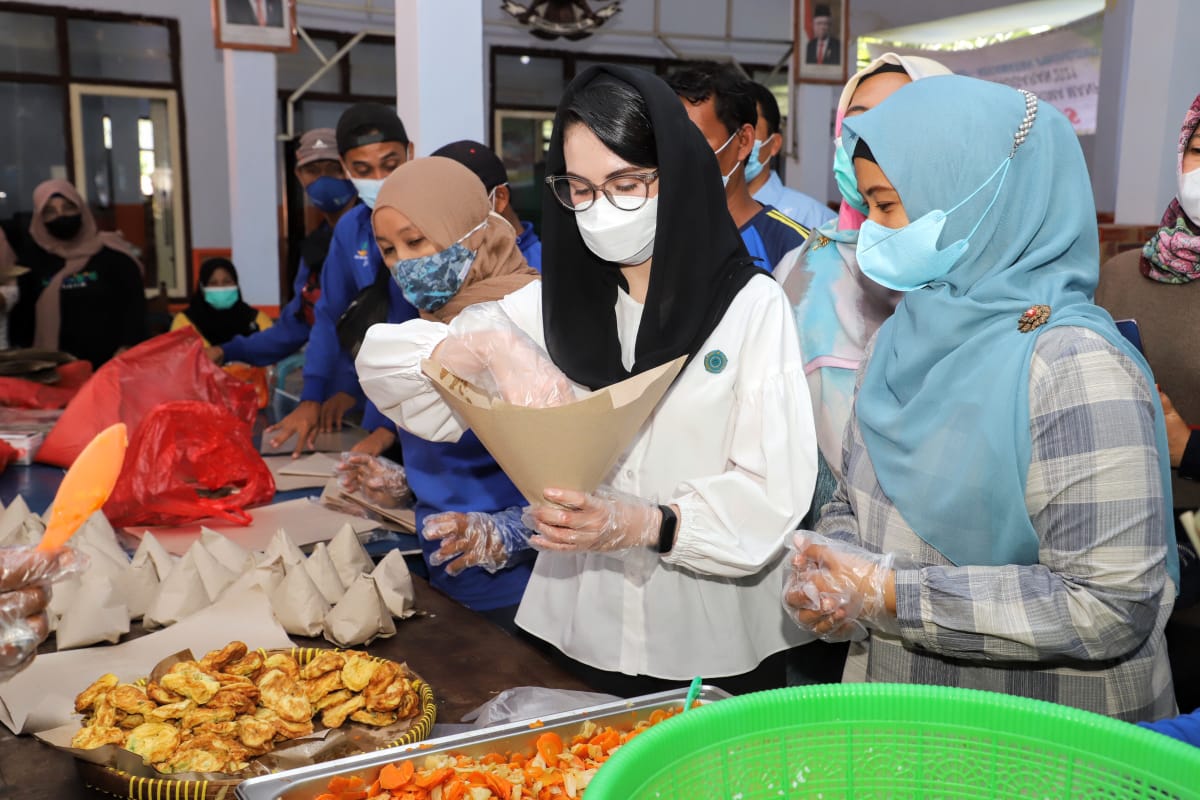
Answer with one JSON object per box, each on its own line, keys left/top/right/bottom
{"left": 841, "top": 75, "right": 1179, "bottom": 588}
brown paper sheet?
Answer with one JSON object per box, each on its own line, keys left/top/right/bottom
{"left": 422, "top": 355, "right": 686, "bottom": 504}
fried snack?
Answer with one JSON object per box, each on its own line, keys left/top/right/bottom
{"left": 162, "top": 663, "right": 220, "bottom": 705}
{"left": 71, "top": 725, "right": 125, "bottom": 750}
{"left": 299, "top": 650, "right": 346, "bottom": 680}
{"left": 315, "top": 689, "right": 353, "bottom": 712}
{"left": 302, "top": 670, "right": 344, "bottom": 704}
{"left": 365, "top": 674, "right": 414, "bottom": 714}
{"left": 349, "top": 709, "right": 397, "bottom": 727}
{"left": 237, "top": 715, "right": 277, "bottom": 750}
{"left": 341, "top": 653, "right": 380, "bottom": 692}
{"left": 208, "top": 685, "right": 260, "bottom": 714}
{"left": 225, "top": 651, "right": 265, "bottom": 678}
{"left": 74, "top": 674, "right": 119, "bottom": 713}
{"left": 145, "top": 682, "right": 183, "bottom": 705}
{"left": 262, "top": 652, "right": 301, "bottom": 682}
{"left": 109, "top": 685, "right": 156, "bottom": 716}
{"left": 199, "top": 641, "right": 248, "bottom": 672}
{"left": 118, "top": 714, "right": 145, "bottom": 730}
{"left": 274, "top": 716, "right": 315, "bottom": 740}
{"left": 320, "top": 694, "right": 365, "bottom": 729}
{"left": 147, "top": 699, "right": 195, "bottom": 721}
{"left": 90, "top": 696, "right": 118, "bottom": 728}
{"left": 181, "top": 707, "right": 236, "bottom": 730}
{"left": 195, "top": 720, "right": 239, "bottom": 739}
{"left": 125, "top": 722, "right": 182, "bottom": 765}
{"left": 257, "top": 669, "right": 312, "bottom": 723}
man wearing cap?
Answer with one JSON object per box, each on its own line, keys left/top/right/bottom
{"left": 805, "top": 4, "right": 840, "bottom": 65}
{"left": 431, "top": 140, "right": 542, "bottom": 271}
{"left": 208, "top": 129, "right": 361, "bottom": 415}
{"left": 267, "top": 105, "right": 418, "bottom": 458}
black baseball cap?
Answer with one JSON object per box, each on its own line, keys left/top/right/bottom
{"left": 431, "top": 139, "right": 509, "bottom": 192}
{"left": 336, "top": 103, "right": 409, "bottom": 155}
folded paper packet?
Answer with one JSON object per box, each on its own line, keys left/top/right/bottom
{"left": 422, "top": 355, "right": 686, "bottom": 504}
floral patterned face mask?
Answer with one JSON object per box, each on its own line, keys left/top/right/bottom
{"left": 388, "top": 218, "right": 487, "bottom": 311}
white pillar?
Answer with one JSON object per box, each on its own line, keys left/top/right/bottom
{"left": 786, "top": 83, "right": 837, "bottom": 205}
{"left": 223, "top": 49, "right": 279, "bottom": 306}
{"left": 1096, "top": 0, "right": 1200, "bottom": 224}
{"left": 395, "top": 0, "right": 486, "bottom": 157}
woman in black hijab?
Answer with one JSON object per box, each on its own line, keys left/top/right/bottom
{"left": 171, "top": 258, "right": 272, "bottom": 347}
{"left": 356, "top": 66, "right": 821, "bottom": 694}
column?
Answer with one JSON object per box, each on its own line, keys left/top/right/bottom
{"left": 395, "top": 0, "right": 486, "bottom": 157}
{"left": 1094, "top": 0, "right": 1200, "bottom": 223}
{"left": 223, "top": 48, "right": 279, "bottom": 306}
{"left": 785, "top": 82, "right": 838, "bottom": 206}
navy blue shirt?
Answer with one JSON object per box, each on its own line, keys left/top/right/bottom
{"left": 738, "top": 204, "right": 810, "bottom": 273}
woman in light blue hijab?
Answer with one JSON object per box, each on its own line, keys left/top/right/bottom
{"left": 783, "top": 75, "right": 1180, "bottom": 722}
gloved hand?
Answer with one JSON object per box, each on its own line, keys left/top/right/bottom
{"left": 424, "top": 506, "right": 532, "bottom": 575}
{"left": 434, "top": 303, "right": 577, "bottom": 408}
{"left": 523, "top": 487, "right": 663, "bottom": 553}
{"left": 335, "top": 452, "right": 412, "bottom": 509}
{"left": 1, "top": 546, "right": 86, "bottom": 681}
{"left": 782, "top": 532, "right": 901, "bottom": 643}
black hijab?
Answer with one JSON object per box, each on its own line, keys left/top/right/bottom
{"left": 184, "top": 258, "right": 261, "bottom": 346}
{"left": 541, "top": 65, "right": 764, "bottom": 390}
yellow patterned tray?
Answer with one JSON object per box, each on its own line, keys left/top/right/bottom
{"left": 74, "top": 647, "right": 437, "bottom": 800}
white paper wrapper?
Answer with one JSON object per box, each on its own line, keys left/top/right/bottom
{"left": 252, "top": 551, "right": 288, "bottom": 596}
{"left": 371, "top": 550, "right": 416, "bottom": 619}
{"left": 0, "top": 496, "right": 44, "bottom": 547}
{"left": 259, "top": 527, "right": 307, "bottom": 569}
{"left": 73, "top": 512, "right": 128, "bottom": 565}
{"left": 54, "top": 571, "right": 130, "bottom": 650}
{"left": 327, "top": 523, "right": 373, "bottom": 588}
{"left": 199, "top": 527, "right": 254, "bottom": 574}
{"left": 303, "top": 542, "right": 346, "bottom": 605}
{"left": 143, "top": 549, "right": 212, "bottom": 629}
{"left": 269, "top": 561, "right": 330, "bottom": 637}
{"left": 189, "top": 539, "right": 240, "bottom": 602}
{"left": 125, "top": 533, "right": 174, "bottom": 620}
{"left": 323, "top": 574, "right": 396, "bottom": 647}
{"left": 45, "top": 573, "right": 81, "bottom": 633}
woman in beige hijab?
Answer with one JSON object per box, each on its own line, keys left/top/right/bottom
{"left": 10, "top": 180, "right": 145, "bottom": 366}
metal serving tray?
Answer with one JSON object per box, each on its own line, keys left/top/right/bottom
{"left": 236, "top": 685, "right": 731, "bottom": 800}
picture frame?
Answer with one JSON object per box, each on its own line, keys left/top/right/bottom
{"left": 212, "top": 0, "right": 298, "bottom": 53}
{"left": 794, "top": 0, "right": 850, "bottom": 85}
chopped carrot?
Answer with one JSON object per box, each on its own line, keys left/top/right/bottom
{"left": 367, "top": 779, "right": 383, "bottom": 798}
{"left": 485, "top": 773, "right": 513, "bottom": 798}
{"left": 341, "top": 792, "right": 368, "bottom": 800}
{"left": 315, "top": 795, "right": 339, "bottom": 800}
{"left": 535, "top": 731, "right": 563, "bottom": 764}
{"left": 379, "top": 762, "right": 415, "bottom": 790}
{"left": 528, "top": 719, "right": 545, "bottom": 728}
{"left": 413, "top": 767, "right": 455, "bottom": 789}
{"left": 444, "top": 781, "right": 468, "bottom": 800}
{"left": 480, "top": 752, "right": 506, "bottom": 765}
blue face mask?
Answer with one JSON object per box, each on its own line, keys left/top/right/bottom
{"left": 305, "top": 176, "right": 357, "bottom": 213}
{"left": 351, "top": 177, "right": 385, "bottom": 210}
{"left": 833, "top": 136, "right": 867, "bottom": 214}
{"left": 203, "top": 286, "right": 240, "bottom": 310}
{"left": 856, "top": 158, "right": 1011, "bottom": 292}
{"left": 743, "top": 137, "right": 767, "bottom": 183}
{"left": 388, "top": 218, "right": 488, "bottom": 311}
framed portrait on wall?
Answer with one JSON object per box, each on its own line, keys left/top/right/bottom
{"left": 212, "top": 0, "right": 298, "bottom": 52}
{"left": 794, "top": 0, "right": 850, "bottom": 85}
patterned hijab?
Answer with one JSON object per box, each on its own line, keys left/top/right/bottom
{"left": 1141, "top": 93, "right": 1200, "bottom": 283}
{"left": 845, "top": 76, "right": 1177, "bottom": 587}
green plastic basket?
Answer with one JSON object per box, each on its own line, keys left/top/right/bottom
{"left": 585, "top": 684, "right": 1200, "bottom": 799}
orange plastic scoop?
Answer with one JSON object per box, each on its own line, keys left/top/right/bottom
{"left": 37, "top": 423, "right": 128, "bottom": 552}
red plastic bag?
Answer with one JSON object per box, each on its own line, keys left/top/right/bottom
{"left": 38, "top": 328, "right": 257, "bottom": 467}
{"left": 0, "top": 439, "right": 16, "bottom": 475}
{"left": 103, "top": 400, "right": 275, "bottom": 527}
{"left": 0, "top": 360, "right": 94, "bottom": 410}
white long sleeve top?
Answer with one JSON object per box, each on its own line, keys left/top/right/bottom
{"left": 356, "top": 276, "right": 819, "bottom": 679}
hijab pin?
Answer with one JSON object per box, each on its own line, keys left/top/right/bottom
{"left": 1017, "top": 304, "right": 1051, "bottom": 333}
{"left": 811, "top": 234, "right": 832, "bottom": 251}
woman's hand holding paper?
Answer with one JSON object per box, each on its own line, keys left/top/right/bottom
{"left": 524, "top": 488, "right": 663, "bottom": 553}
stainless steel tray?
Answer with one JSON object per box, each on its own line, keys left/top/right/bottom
{"left": 236, "top": 685, "right": 731, "bottom": 800}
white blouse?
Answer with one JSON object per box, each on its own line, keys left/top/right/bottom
{"left": 356, "top": 276, "right": 819, "bottom": 679}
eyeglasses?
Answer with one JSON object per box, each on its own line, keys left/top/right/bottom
{"left": 545, "top": 170, "right": 659, "bottom": 212}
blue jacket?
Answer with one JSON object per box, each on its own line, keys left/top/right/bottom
{"left": 739, "top": 204, "right": 810, "bottom": 273}
{"left": 1140, "top": 710, "right": 1200, "bottom": 747}
{"left": 397, "top": 427, "right": 533, "bottom": 611}
{"left": 302, "top": 205, "right": 417, "bottom": 419}
{"left": 517, "top": 221, "right": 542, "bottom": 271}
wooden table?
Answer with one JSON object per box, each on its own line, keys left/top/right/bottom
{"left": 0, "top": 578, "right": 593, "bottom": 800}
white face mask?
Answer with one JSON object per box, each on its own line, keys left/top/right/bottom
{"left": 576, "top": 196, "right": 658, "bottom": 265}
{"left": 713, "top": 130, "right": 741, "bottom": 188}
{"left": 1178, "top": 165, "right": 1200, "bottom": 222}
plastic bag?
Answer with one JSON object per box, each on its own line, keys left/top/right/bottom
{"left": 0, "top": 360, "right": 94, "bottom": 410}
{"left": 1, "top": 545, "right": 87, "bottom": 681}
{"left": 103, "top": 400, "right": 275, "bottom": 527}
{"left": 38, "top": 328, "right": 257, "bottom": 467}
{"left": 461, "top": 687, "right": 620, "bottom": 728}
{"left": 222, "top": 363, "right": 271, "bottom": 409}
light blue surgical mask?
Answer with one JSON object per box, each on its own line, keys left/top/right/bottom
{"left": 388, "top": 218, "right": 488, "bottom": 311}
{"left": 833, "top": 136, "right": 867, "bottom": 214}
{"left": 351, "top": 177, "right": 385, "bottom": 210}
{"left": 743, "top": 137, "right": 767, "bottom": 183}
{"left": 856, "top": 158, "right": 1011, "bottom": 292}
{"left": 203, "top": 286, "right": 240, "bottom": 310}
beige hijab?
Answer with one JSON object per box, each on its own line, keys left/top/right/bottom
{"left": 372, "top": 157, "right": 537, "bottom": 323}
{"left": 29, "top": 179, "right": 141, "bottom": 349}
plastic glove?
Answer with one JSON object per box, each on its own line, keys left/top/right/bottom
{"left": 782, "top": 532, "right": 902, "bottom": 643}
{"left": 424, "top": 506, "right": 532, "bottom": 575}
{"left": 0, "top": 546, "right": 86, "bottom": 681}
{"left": 335, "top": 452, "right": 412, "bottom": 508}
{"left": 523, "top": 487, "right": 662, "bottom": 553}
{"left": 434, "top": 303, "right": 577, "bottom": 408}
